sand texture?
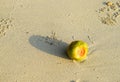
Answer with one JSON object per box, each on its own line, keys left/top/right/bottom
{"left": 0, "top": 0, "right": 120, "bottom": 82}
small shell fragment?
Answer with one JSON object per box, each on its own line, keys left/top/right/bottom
{"left": 106, "top": 1, "right": 113, "bottom": 6}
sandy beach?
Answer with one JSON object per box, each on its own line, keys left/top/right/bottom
{"left": 0, "top": 0, "right": 120, "bottom": 82}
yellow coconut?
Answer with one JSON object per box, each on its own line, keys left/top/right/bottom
{"left": 67, "top": 41, "right": 88, "bottom": 62}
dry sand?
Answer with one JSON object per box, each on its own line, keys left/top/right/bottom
{"left": 0, "top": 0, "right": 120, "bottom": 82}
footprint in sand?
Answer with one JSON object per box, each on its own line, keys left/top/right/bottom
{"left": 0, "top": 17, "right": 13, "bottom": 38}
{"left": 96, "top": 1, "right": 120, "bottom": 25}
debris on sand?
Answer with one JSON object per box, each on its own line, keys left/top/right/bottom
{"left": 96, "top": 1, "right": 120, "bottom": 25}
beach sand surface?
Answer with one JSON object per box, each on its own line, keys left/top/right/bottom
{"left": 0, "top": 0, "right": 120, "bottom": 82}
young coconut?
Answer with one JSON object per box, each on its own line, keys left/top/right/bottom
{"left": 67, "top": 41, "right": 88, "bottom": 62}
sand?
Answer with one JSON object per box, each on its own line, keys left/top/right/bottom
{"left": 0, "top": 0, "right": 120, "bottom": 82}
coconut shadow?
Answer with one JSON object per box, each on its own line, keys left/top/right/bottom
{"left": 29, "top": 35, "right": 69, "bottom": 59}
